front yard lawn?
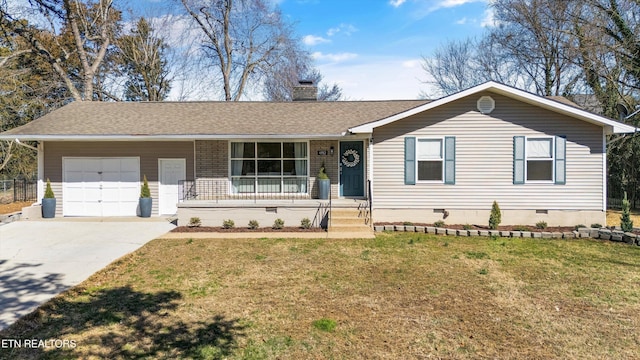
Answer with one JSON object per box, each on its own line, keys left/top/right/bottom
{"left": 2, "top": 233, "right": 639, "bottom": 359}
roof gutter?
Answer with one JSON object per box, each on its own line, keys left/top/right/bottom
{"left": 0, "top": 134, "right": 352, "bottom": 141}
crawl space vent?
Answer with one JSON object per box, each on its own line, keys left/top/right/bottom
{"left": 477, "top": 96, "right": 495, "bottom": 114}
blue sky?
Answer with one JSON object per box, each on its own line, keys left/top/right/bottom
{"left": 133, "top": 0, "right": 494, "bottom": 100}
{"left": 277, "top": 0, "right": 494, "bottom": 100}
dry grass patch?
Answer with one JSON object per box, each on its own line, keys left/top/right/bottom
{"left": 2, "top": 234, "right": 640, "bottom": 359}
{"left": 606, "top": 209, "right": 640, "bottom": 227}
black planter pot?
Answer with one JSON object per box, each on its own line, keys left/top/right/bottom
{"left": 42, "top": 198, "right": 56, "bottom": 218}
{"left": 317, "top": 179, "right": 330, "bottom": 200}
{"left": 139, "top": 197, "right": 152, "bottom": 218}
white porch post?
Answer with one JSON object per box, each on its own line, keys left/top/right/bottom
{"left": 37, "top": 141, "right": 44, "bottom": 203}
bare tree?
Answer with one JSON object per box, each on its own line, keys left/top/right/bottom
{"left": 117, "top": 17, "right": 172, "bottom": 101}
{"left": 489, "top": 0, "right": 580, "bottom": 96}
{"left": 0, "top": 0, "right": 121, "bottom": 101}
{"left": 180, "top": 0, "right": 300, "bottom": 101}
{"left": 421, "top": 38, "right": 486, "bottom": 97}
{"left": 261, "top": 40, "right": 342, "bottom": 102}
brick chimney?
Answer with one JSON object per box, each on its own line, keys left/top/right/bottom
{"left": 292, "top": 80, "right": 317, "bottom": 101}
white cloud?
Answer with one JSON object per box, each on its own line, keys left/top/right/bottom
{"left": 396, "top": 0, "right": 487, "bottom": 18}
{"left": 327, "top": 23, "right": 358, "bottom": 37}
{"left": 312, "top": 52, "right": 358, "bottom": 63}
{"left": 302, "top": 35, "right": 330, "bottom": 46}
{"left": 402, "top": 59, "right": 422, "bottom": 69}
{"left": 389, "top": 0, "right": 407, "bottom": 7}
{"left": 436, "top": 0, "right": 483, "bottom": 9}
{"left": 480, "top": 6, "right": 496, "bottom": 27}
{"left": 318, "top": 56, "right": 427, "bottom": 100}
{"left": 455, "top": 17, "right": 468, "bottom": 25}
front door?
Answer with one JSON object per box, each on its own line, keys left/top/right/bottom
{"left": 340, "top": 141, "right": 364, "bottom": 197}
{"left": 159, "top": 159, "right": 186, "bottom": 215}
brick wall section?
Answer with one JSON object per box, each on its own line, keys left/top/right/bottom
{"left": 195, "top": 140, "right": 228, "bottom": 198}
{"left": 195, "top": 140, "right": 228, "bottom": 178}
{"left": 310, "top": 140, "right": 339, "bottom": 198}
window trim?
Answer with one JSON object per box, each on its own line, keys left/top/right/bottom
{"left": 525, "top": 136, "right": 555, "bottom": 183}
{"left": 416, "top": 137, "right": 445, "bottom": 183}
{"left": 228, "top": 140, "right": 310, "bottom": 194}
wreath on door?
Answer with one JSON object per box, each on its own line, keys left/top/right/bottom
{"left": 341, "top": 149, "right": 360, "bottom": 167}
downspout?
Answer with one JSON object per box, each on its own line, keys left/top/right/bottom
{"left": 368, "top": 134, "right": 374, "bottom": 225}
{"left": 602, "top": 130, "right": 607, "bottom": 213}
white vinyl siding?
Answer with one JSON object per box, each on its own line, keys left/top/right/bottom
{"left": 372, "top": 92, "right": 604, "bottom": 211}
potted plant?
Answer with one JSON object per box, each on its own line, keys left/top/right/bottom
{"left": 139, "top": 175, "right": 152, "bottom": 217}
{"left": 317, "top": 162, "right": 330, "bottom": 200}
{"left": 42, "top": 178, "right": 56, "bottom": 218}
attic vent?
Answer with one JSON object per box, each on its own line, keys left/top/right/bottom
{"left": 477, "top": 96, "right": 495, "bottom": 114}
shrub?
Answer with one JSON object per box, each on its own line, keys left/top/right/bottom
{"left": 222, "top": 219, "right": 235, "bottom": 229}
{"left": 433, "top": 220, "right": 445, "bottom": 228}
{"left": 574, "top": 224, "right": 586, "bottom": 231}
{"left": 248, "top": 220, "right": 259, "bottom": 229}
{"left": 188, "top": 217, "right": 201, "bottom": 227}
{"left": 535, "top": 221, "right": 548, "bottom": 230}
{"left": 300, "top": 217, "right": 312, "bottom": 229}
{"left": 44, "top": 178, "right": 55, "bottom": 198}
{"left": 273, "top": 218, "right": 285, "bottom": 229}
{"left": 140, "top": 175, "right": 151, "bottom": 198}
{"left": 590, "top": 223, "right": 603, "bottom": 229}
{"left": 403, "top": 221, "right": 414, "bottom": 226}
{"left": 489, "top": 201, "right": 501, "bottom": 230}
{"left": 462, "top": 224, "right": 473, "bottom": 230}
{"left": 621, "top": 192, "right": 634, "bottom": 232}
{"left": 317, "top": 162, "right": 329, "bottom": 180}
{"left": 513, "top": 225, "right": 529, "bottom": 231}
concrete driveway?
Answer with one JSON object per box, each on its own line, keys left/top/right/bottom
{"left": 0, "top": 220, "right": 175, "bottom": 330}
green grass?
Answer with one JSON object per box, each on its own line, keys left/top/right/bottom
{"left": 312, "top": 318, "right": 337, "bottom": 332}
{"left": 1, "top": 233, "right": 639, "bottom": 359}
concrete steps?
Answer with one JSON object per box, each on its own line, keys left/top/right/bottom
{"left": 328, "top": 207, "right": 374, "bottom": 238}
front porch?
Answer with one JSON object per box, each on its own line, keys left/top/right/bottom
{"left": 176, "top": 178, "right": 371, "bottom": 230}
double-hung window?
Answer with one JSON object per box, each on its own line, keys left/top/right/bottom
{"left": 417, "top": 139, "right": 443, "bottom": 181}
{"left": 404, "top": 136, "right": 455, "bottom": 185}
{"left": 230, "top": 142, "right": 308, "bottom": 194}
{"left": 526, "top": 138, "right": 553, "bottom": 181}
{"left": 513, "top": 136, "right": 566, "bottom": 184}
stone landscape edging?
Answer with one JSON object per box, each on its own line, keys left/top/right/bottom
{"left": 373, "top": 225, "right": 640, "bottom": 246}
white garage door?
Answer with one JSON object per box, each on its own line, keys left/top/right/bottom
{"left": 63, "top": 157, "right": 140, "bottom": 216}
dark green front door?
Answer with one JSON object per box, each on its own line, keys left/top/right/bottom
{"left": 340, "top": 141, "right": 364, "bottom": 197}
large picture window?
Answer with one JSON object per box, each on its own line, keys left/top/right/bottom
{"left": 230, "top": 142, "right": 308, "bottom": 194}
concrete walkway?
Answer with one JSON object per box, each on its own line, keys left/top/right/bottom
{"left": 0, "top": 220, "right": 175, "bottom": 331}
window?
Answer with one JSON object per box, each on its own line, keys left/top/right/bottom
{"left": 230, "top": 142, "right": 308, "bottom": 194}
{"left": 417, "top": 139, "right": 443, "bottom": 181}
{"left": 513, "top": 136, "right": 566, "bottom": 185}
{"left": 405, "top": 137, "right": 455, "bottom": 185}
{"left": 526, "top": 138, "right": 553, "bottom": 181}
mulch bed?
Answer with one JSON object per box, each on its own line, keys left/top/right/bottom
{"left": 375, "top": 222, "right": 577, "bottom": 233}
{"left": 172, "top": 226, "right": 325, "bottom": 233}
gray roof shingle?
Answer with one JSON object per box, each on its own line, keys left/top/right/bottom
{"left": 1, "top": 100, "right": 429, "bottom": 138}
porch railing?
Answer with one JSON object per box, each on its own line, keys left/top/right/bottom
{"left": 179, "top": 178, "right": 312, "bottom": 202}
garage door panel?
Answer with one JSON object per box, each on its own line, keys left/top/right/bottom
{"left": 63, "top": 157, "right": 140, "bottom": 217}
{"left": 82, "top": 159, "right": 102, "bottom": 172}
